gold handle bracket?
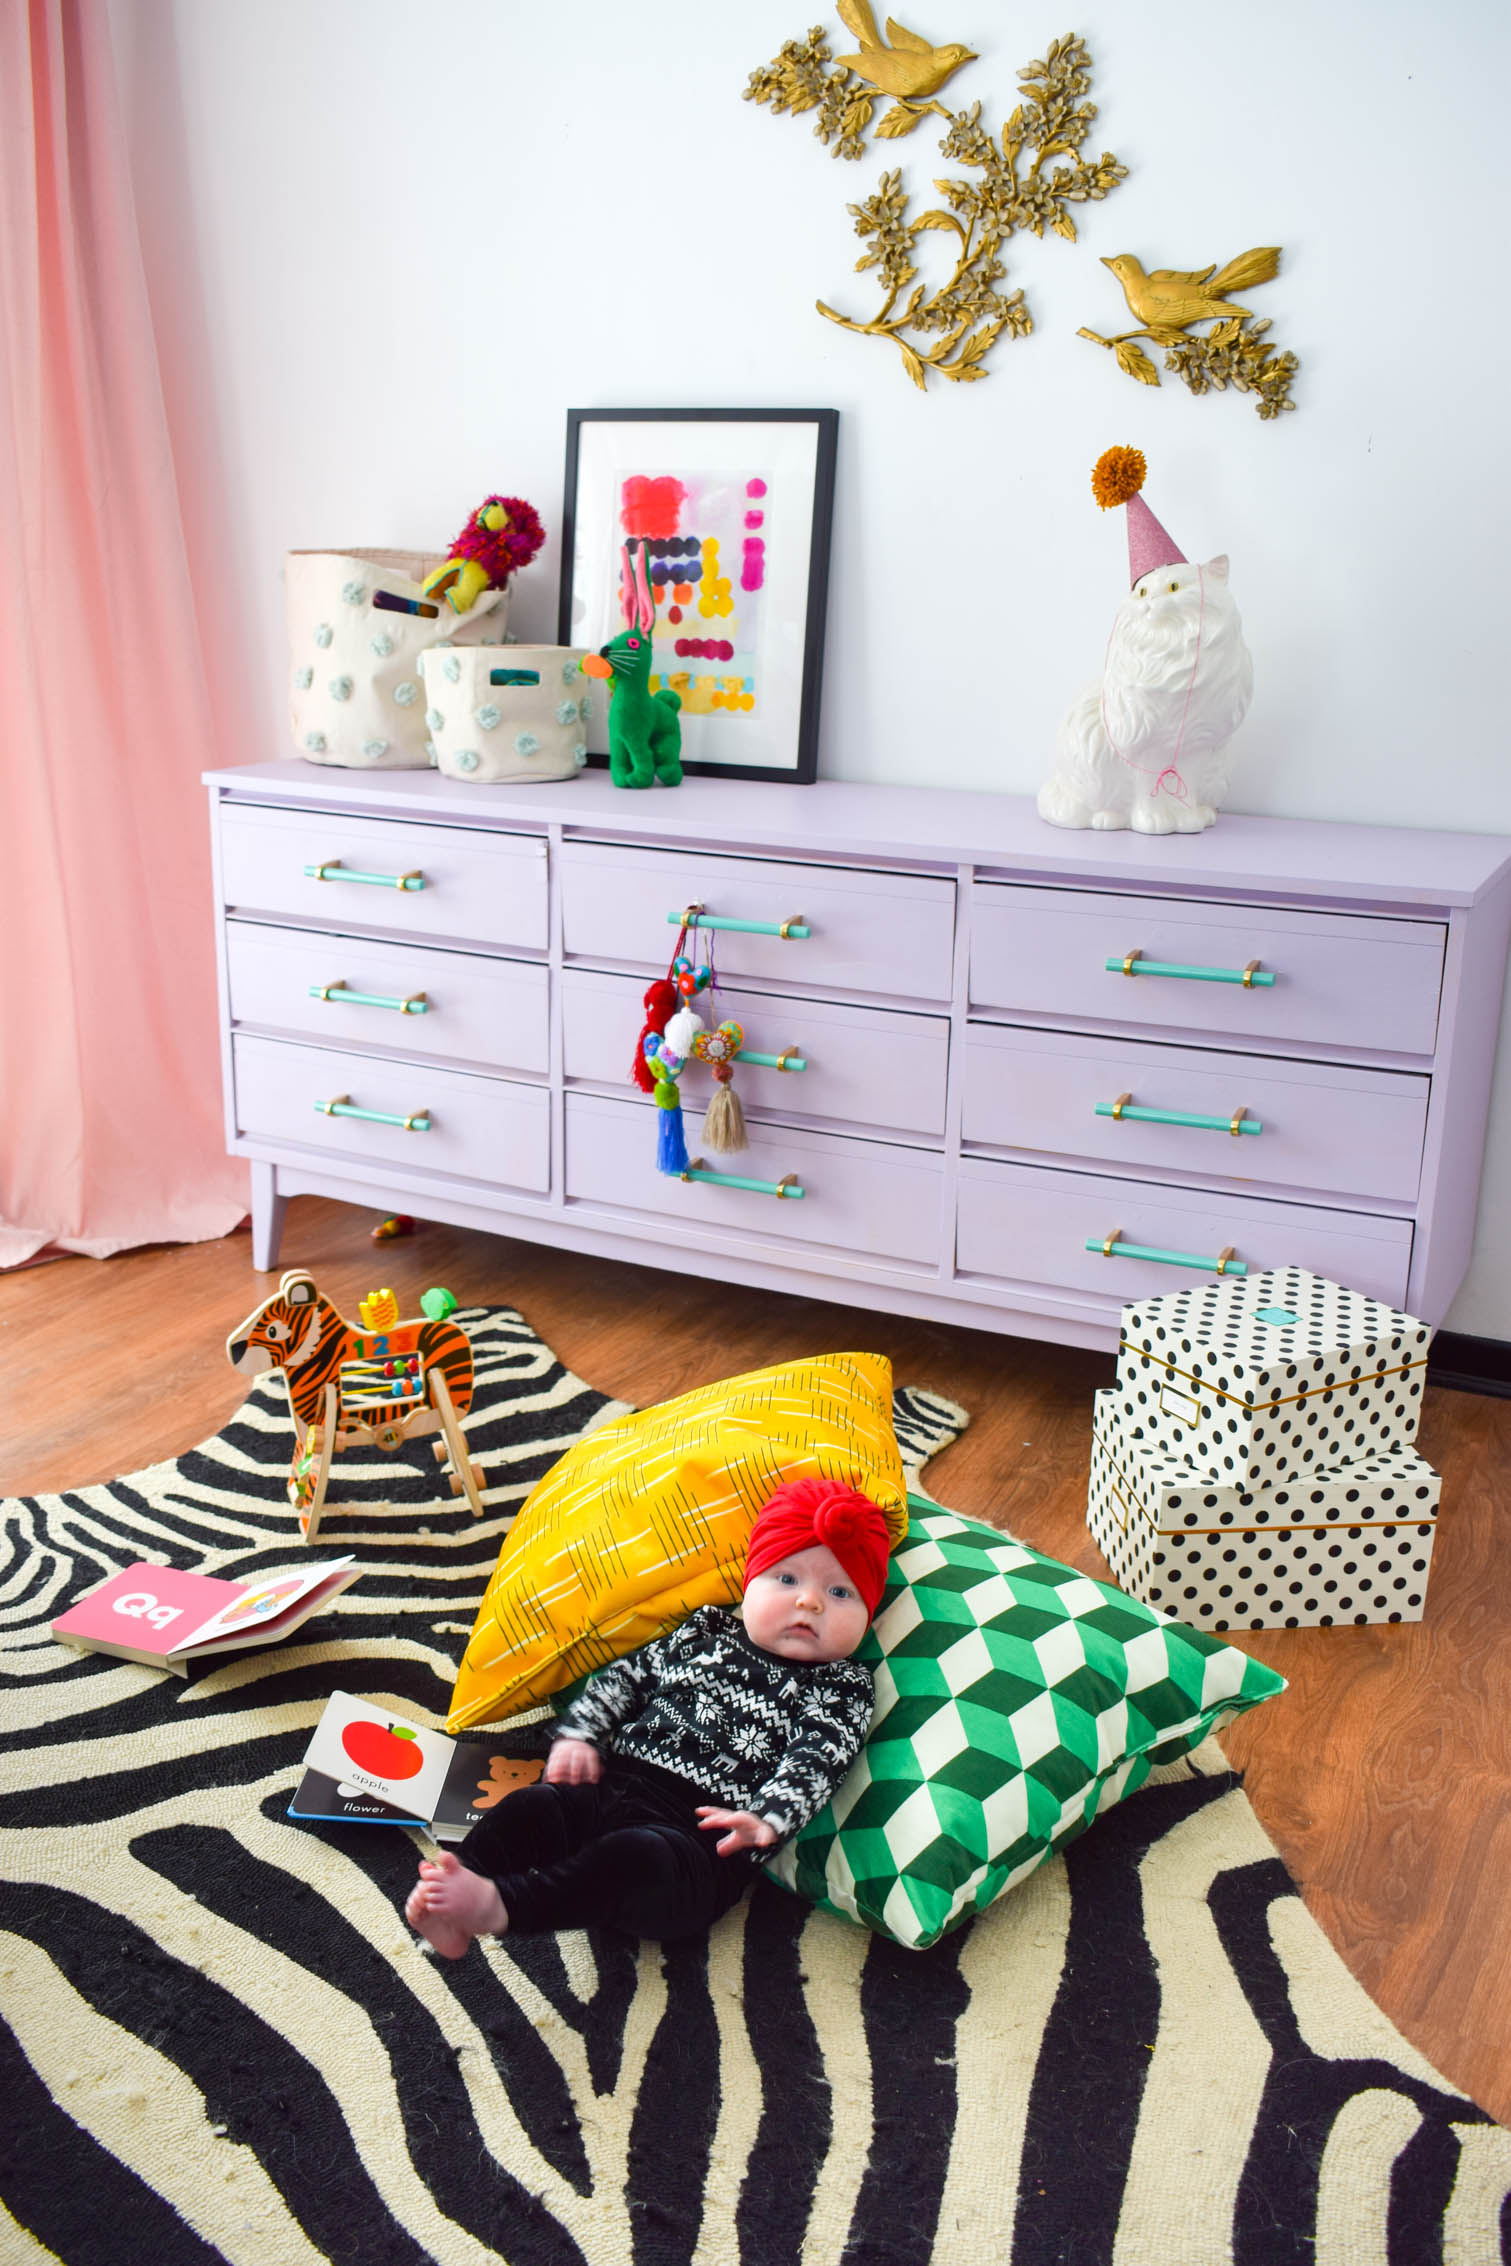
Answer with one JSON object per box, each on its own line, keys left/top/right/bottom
{"left": 1229, "top": 1106, "right": 1249, "bottom": 1138}
{"left": 1216, "top": 1244, "right": 1237, "bottom": 1274}
{"left": 1122, "top": 950, "right": 1143, "bottom": 979}
{"left": 775, "top": 1173, "right": 800, "bottom": 1199}
{"left": 1241, "top": 959, "right": 1261, "bottom": 989}
{"left": 1111, "top": 1090, "right": 1132, "bottom": 1122}
{"left": 1102, "top": 1226, "right": 1124, "bottom": 1257}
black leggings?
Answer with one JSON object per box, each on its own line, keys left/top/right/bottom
{"left": 457, "top": 1758, "right": 761, "bottom": 1940}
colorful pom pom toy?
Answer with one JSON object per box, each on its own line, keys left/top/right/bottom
{"left": 423, "top": 494, "right": 546, "bottom": 616}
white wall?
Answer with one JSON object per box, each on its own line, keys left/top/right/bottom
{"left": 109, "top": 0, "right": 1511, "bottom": 1333}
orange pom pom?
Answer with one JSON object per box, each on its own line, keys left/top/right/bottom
{"left": 1091, "top": 447, "right": 1147, "bottom": 510}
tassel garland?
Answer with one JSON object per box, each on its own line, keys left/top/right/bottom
{"left": 634, "top": 919, "right": 750, "bottom": 1176}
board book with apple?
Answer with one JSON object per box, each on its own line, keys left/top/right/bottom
{"left": 289, "top": 1691, "right": 544, "bottom": 1842}
{"left": 50, "top": 1558, "right": 359, "bottom": 1676}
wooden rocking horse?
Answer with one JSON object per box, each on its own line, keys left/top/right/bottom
{"left": 226, "top": 1270, "right": 486, "bottom": 1541}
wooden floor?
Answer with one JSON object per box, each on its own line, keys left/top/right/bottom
{"left": 6, "top": 1195, "right": 1509, "bottom": 2125}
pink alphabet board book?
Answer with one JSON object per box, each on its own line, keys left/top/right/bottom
{"left": 51, "top": 1558, "right": 357, "bottom": 1675}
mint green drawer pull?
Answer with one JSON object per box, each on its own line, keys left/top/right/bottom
{"left": 1107, "top": 950, "right": 1274, "bottom": 987}
{"left": 667, "top": 905, "right": 810, "bottom": 940}
{"left": 310, "top": 983, "right": 430, "bottom": 1016}
{"left": 680, "top": 1159, "right": 805, "bottom": 1199}
{"left": 736, "top": 1049, "right": 807, "bottom": 1072}
{"left": 1088, "top": 1228, "right": 1246, "bottom": 1275}
{"left": 315, "top": 1094, "right": 430, "bottom": 1132}
{"left": 1096, "top": 1093, "right": 1260, "bottom": 1137}
{"left": 306, "top": 859, "right": 425, "bottom": 891}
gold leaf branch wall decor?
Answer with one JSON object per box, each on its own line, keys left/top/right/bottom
{"left": 745, "top": 23, "right": 1128, "bottom": 389}
{"left": 1078, "top": 246, "right": 1299, "bottom": 417}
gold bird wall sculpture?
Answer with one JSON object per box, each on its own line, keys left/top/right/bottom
{"left": 1101, "top": 248, "right": 1281, "bottom": 332}
{"left": 833, "top": 0, "right": 976, "bottom": 99}
{"left": 1079, "top": 245, "right": 1298, "bottom": 419}
{"left": 744, "top": 21, "right": 1130, "bottom": 391}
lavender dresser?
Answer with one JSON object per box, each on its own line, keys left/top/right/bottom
{"left": 203, "top": 761, "right": 1511, "bottom": 1351}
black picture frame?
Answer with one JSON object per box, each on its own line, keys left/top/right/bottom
{"left": 558, "top": 407, "right": 838, "bottom": 785}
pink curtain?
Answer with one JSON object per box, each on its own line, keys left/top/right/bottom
{"left": 0, "top": 0, "right": 247, "bottom": 1265}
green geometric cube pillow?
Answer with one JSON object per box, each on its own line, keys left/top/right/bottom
{"left": 763, "top": 1496, "right": 1285, "bottom": 1950}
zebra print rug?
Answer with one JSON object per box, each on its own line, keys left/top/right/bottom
{"left": 2, "top": 1303, "right": 1507, "bottom": 2266}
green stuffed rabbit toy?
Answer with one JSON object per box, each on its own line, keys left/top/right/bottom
{"left": 581, "top": 538, "right": 683, "bottom": 789}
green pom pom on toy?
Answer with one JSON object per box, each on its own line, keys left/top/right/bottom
{"left": 420, "top": 1286, "right": 458, "bottom": 1321}
{"left": 653, "top": 1082, "right": 680, "bottom": 1110}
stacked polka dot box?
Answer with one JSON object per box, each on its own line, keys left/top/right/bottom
{"left": 1087, "top": 1266, "right": 1440, "bottom": 1632}
{"left": 418, "top": 646, "right": 592, "bottom": 783}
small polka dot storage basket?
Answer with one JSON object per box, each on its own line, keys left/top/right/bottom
{"left": 419, "top": 646, "right": 592, "bottom": 784}
{"left": 1088, "top": 1267, "right": 1441, "bottom": 1631}
{"left": 285, "top": 549, "right": 507, "bottom": 769}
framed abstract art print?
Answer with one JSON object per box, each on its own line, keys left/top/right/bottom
{"left": 558, "top": 408, "right": 838, "bottom": 783}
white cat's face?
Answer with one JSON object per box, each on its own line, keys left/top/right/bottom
{"left": 1129, "top": 556, "right": 1229, "bottom": 609}
{"left": 1108, "top": 554, "right": 1238, "bottom": 691}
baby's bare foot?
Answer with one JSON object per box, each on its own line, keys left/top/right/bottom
{"left": 404, "top": 1853, "right": 507, "bottom": 1959}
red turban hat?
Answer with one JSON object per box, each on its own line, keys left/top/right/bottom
{"left": 742, "top": 1477, "right": 893, "bottom": 1621}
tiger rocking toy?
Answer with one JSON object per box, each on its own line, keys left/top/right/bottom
{"left": 227, "top": 1270, "right": 486, "bottom": 1541}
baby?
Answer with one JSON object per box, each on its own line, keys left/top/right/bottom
{"left": 405, "top": 1477, "right": 890, "bottom": 1954}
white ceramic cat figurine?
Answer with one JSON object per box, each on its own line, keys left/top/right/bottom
{"left": 1038, "top": 450, "right": 1254, "bottom": 835}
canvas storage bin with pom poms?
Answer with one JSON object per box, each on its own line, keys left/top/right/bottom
{"left": 420, "top": 646, "right": 592, "bottom": 783}
{"left": 285, "top": 549, "right": 507, "bottom": 770}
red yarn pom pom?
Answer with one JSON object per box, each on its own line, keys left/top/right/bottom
{"left": 631, "top": 978, "right": 679, "bottom": 1092}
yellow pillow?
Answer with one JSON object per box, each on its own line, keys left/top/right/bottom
{"left": 446, "top": 1352, "right": 908, "bottom": 1732}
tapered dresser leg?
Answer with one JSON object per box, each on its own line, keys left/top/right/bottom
{"left": 250, "top": 1161, "right": 288, "bottom": 1271}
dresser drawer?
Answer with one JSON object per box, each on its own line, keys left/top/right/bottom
{"left": 565, "top": 1093, "right": 944, "bottom": 1269}
{"left": 956, "top": 1159, "right": 1413, "bottom": 1310}
{"left": 232, "top": 1035, "right": 550, "bottom": 1192}
{"left": 971, "top": 884, "right": 1445, "bottom": 1055}
{"left": 961, "top": 1024, "right": 1429, "bottom": 1204}
{"left": 560, "top": 842, "right": 956, "bottom": 1003}
{"left": 561, "top": 968, "right": 949, "bottom": 1141}
{"left": 226, "top": 921, "right": 550, "bottom": 1076}
{"left": 219, "top": 800, "right": 548, "bottom": 952}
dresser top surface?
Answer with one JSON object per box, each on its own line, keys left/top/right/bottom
{"left": 204, "top": 761, "right": 1511, "bottom": 909}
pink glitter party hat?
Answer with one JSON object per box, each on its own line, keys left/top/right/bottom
{"left": 1090, "top": 447, "right": 1187, "bottom": 586}
{"left": 1126, "top": 491, "right": 1186, "bottom": 586}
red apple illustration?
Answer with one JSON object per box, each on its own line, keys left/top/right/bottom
{"left": 341, "top": 1718, "right": 424, "bottom": 1780}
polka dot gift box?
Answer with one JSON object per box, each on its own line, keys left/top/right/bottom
{"left": 1114, "top": 1266, "right": 1432, "bottom": 1491}
{"left": 419, "top": 645, "right": 591, "bottom": 784}
{"left": 1088, "top": 1389, "right": 1440, "bottom": 1632}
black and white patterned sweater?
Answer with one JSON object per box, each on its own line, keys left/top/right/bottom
{"left": 553, "top": 1605, "right": 875, "bottom": 1841}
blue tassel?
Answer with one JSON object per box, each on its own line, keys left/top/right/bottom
{"left": 656, "top": 1098, "right": 689, "bottom": 1175}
